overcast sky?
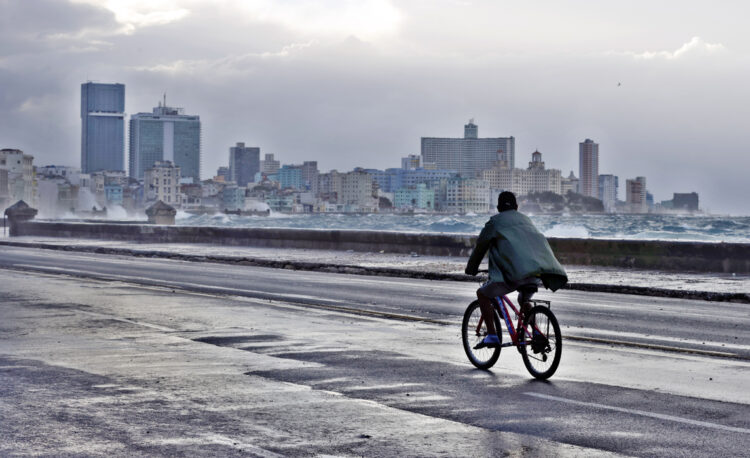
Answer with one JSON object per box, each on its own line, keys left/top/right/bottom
{"left": 1, "top": 0, "right": 748, "bottom": 214}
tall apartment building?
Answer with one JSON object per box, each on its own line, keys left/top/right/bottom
{"left": 81, "top": 82, "right": 125, "bottom": 173}
{"left": 144, "top": 160, "right": 182, "bottom": 207}
{"left": 421, "top": 120, "right": 515, "bottom": 177}
{"left": 228, "top": 142, "right": 260, "bottom": 187}
{"left": 261, "top": 154, "right": 280, "bottom": 175}
{"left": 579, "top": 138, "right": 599, "bottom": 199}
{"left": 598, "top": 174, "right": 619, "bottom": 213}
{"left": 129, "top": 101, "right": 201, "bottom": 182}
{"left": 626, "top": 176, "right": 647, "bottom": 213}
{"left": 0, "top": 148, "right": 35, "bottom": 207}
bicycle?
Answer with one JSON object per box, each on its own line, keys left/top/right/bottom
{"left": 461, "top": 279, "right": 562, "bottom": 380}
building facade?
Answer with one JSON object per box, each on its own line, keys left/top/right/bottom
{"left": 81, "top": 82, "right": 125, "bottom": 173}
{"left": 278, "top": 165, "right": 302, "bottom": 190}
{"left": 598, "top": 174, "right": 618, "bottom": 213}
{"left": 340, "top": 171, "right": 376, "bottom": 211}
{"left": 401, "top": 154, "right": 421, "bottom": 170}
{"left": 228, "top": 142, "right": 260, "bottom": 187}
{"left": 579, "top": 138, "right": 599, "bottom": 199}
{"left": 261, "top": 154, "right": 280, "bottom": 175}
{"left": 318, "top": 170, "right": 343, "bottom": 203}
{"left": 130, "top": 102, "right": 201, "bottom": 182}
{"left": 144, "top": 160, "right": 182, "bottom": 207}
{"left": 301, "top": 161, "right": 319, "bottom": 194}
{"left": 625, "top": 176, "right": 647, "bottom": 213}
{"left": 394, "top": 183, "right": 435, "bottom": 210}
{"left": 561, "top": 171, "right": 579, "bottom": 195}
{"left": 0, "top": 148, "right": 35, "bottom": 208}
{"left": 444, "top": 177, "right": 490, "bottom": 213}
{"left": 479, "top": 151, "right": 561, "bottom": 197}
{"left": 421, "top": 121, "right": 515, "bottom": 177}
{"left": 673, "top": 192, "right": 699, "bottom": 211}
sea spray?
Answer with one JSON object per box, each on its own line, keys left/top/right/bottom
{"left": 174, "top": 213, "right": 750, "bottom": 243}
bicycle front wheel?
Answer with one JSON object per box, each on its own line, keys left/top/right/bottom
{"left": 520, "top": 306, "right": 562, "bottom": 380}
{"left": 462, "top": 300, "right": 501, "bottom": 370}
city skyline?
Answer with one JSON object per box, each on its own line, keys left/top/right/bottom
{"left": 1, "top": 1, "right": 748, "bottom": 214}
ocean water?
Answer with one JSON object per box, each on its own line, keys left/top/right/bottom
{"left": 175, "top": 212, "right": 750, "bottom": 243}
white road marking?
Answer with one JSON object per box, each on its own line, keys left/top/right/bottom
{"left": 10, "top": 264, "right": 349, "bottom": 305}
{"left": 525, "top": 392, "right": 750, "bottom": 434}
{"left": 565, "top": 325, "right": 750, "bottom": 353}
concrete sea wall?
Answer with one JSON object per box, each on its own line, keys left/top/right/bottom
{"left": 11, "top": 220, "right": 750, "bottom": 273}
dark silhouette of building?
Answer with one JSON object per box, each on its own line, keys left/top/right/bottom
{"left": 673, "top": 192, "right": 699, "bottom": 211}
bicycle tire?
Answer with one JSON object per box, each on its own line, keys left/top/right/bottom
{"left": 462, "top": 300, "right": 501, "bottom": 370}
{"left": 519, "top": 305, "right": 562, "bottom": 380}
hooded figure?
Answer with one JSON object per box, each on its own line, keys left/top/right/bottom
{"left": 465, "top": 192, "right": 568, "bottom": 291}
{"left": 465, "top": 192, "right": 568, "bottom": 349}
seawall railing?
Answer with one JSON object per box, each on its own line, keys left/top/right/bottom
{"left": 10, "top": 220, "right": 750, "bottom": 273}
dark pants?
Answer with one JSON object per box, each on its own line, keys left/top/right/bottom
{"left": 478, "top": 277, "right": 540, "bottom": 305}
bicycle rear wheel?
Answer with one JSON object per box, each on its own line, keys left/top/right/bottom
{"left": 462, "top": 300, "right": 501, "bottom": 370}
{"left": 520, "top": 306, "right": 562, "bottom": 380}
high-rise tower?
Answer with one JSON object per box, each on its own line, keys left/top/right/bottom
{"left": 129, "top": 98, "right": 201, "bottom": 182}
{"left": 421, "top": 120, "right": 515, "bottom": 177}
{"left": 578, "top": 138, "right": 599, "bottom": 198}
{"left": 81, "top": 82, "right": 125, "bottom": 173}
{"left": 228, "top": 142, "right": 260, "bottom": 187}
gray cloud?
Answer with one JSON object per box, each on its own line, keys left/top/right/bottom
{"left": 0, "top": 0, "right": 748, "bottom": 214}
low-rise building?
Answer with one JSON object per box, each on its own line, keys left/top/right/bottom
{"left": 221, "top": 185, "right": 245, "bottom": 211}
{"left": 394, "top": 183, "right": 435, "bottom": 210}
{"left": 561, "top": 171, "right": 579, "bottom": 196}
{"left": 0, "top": 148, "right": 36, "bottom": 209}
{"left": 104, "top": 184, "right": 123, "bottom": 206}
{"left": 445, "top": 177, "right": 490, "bottom": 213}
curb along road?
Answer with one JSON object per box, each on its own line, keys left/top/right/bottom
{"left": 1, "top": 240, "right": 748, "bottom": 304}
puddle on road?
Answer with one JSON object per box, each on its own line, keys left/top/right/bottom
{"left": 192, "top": 335, "right": 282, "bottom": 346}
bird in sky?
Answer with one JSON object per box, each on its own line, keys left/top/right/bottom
{"left": 617, "top": 82, "right": 622, "bottom": 87}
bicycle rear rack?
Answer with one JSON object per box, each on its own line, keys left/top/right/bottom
{"left": 529, "top": 299, "right": 551, "bottom": 308}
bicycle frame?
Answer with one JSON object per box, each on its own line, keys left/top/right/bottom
{"left": 474, "top": 295, "right": 543, "bottom": 348}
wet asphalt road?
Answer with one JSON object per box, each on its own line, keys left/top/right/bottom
{"left": 1, "top": 246, "right": 749, "bottom": 456}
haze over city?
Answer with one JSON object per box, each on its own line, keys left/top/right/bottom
{"left": 1, "top": 0, "right": 749, "bottom": 214}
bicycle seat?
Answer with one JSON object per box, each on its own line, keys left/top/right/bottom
{"left": 518, "top": 284, "right": 538, "bottom": 295}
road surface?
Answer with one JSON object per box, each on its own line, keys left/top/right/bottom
{"left": 1, "top": 246, "right": 748, "bottom": 456}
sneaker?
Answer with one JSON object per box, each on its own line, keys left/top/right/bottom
{"left": 473, "top": 334, "right": 500, "bottom": 349}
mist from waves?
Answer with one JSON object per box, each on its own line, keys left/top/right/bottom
{"left": 175, "top": 212, "right": 750, "bottom": 243}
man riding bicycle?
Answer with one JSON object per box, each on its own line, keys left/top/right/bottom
{"left": 465, "top": 191, "right": 568, "bottom": 349}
